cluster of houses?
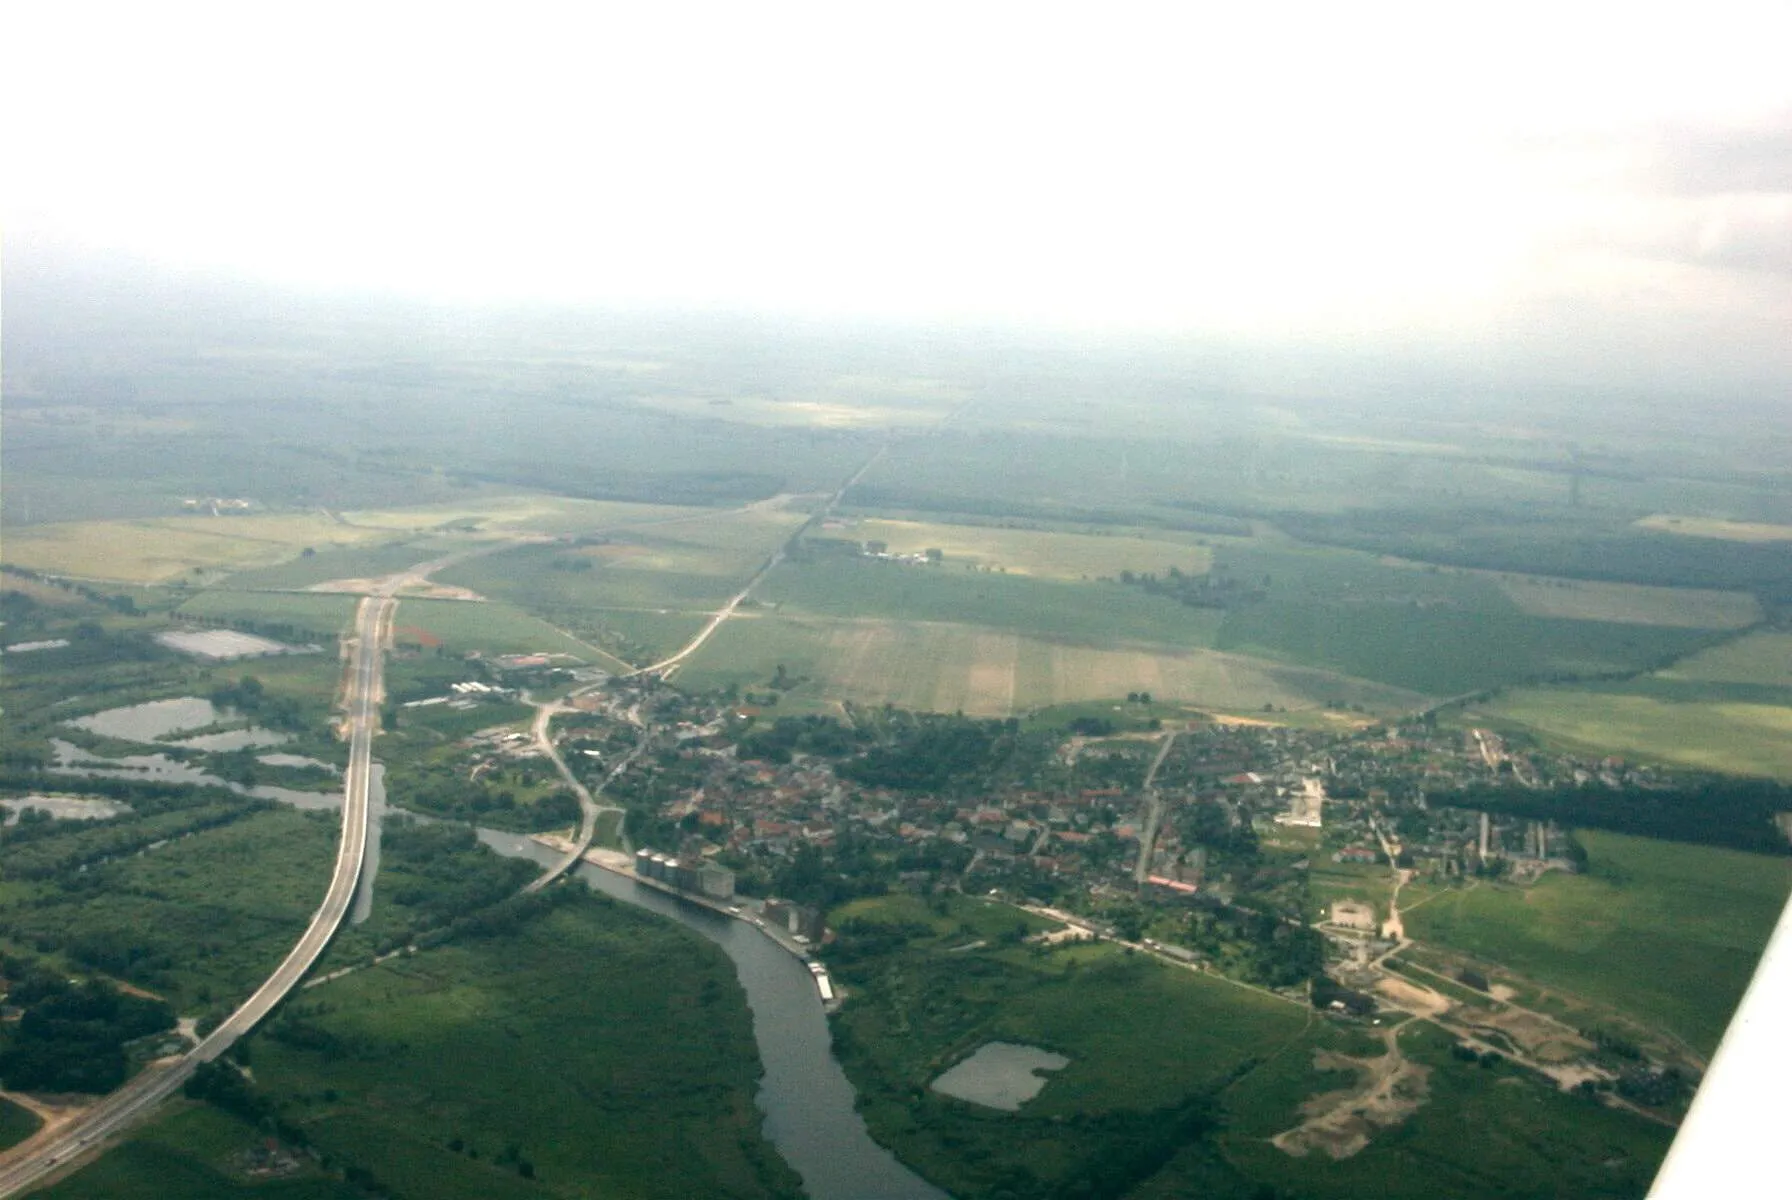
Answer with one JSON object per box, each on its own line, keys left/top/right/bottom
{"left": 449, "top": 679, "right": 1679, "bottom": 954}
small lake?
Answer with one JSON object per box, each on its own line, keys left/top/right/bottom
{"left": 67, "top": 697, "right": 287, "bottom": 752}
{"left": 69, "top": 697, "right": 221, "bottom": 741}
{"left": 49, "top": 740, "right": 343, "bottom": 812}
{"left": 2, "top": 795, "right": 131, "bottom": 824}
{"left": 929, "top": 1042, "right": 1070, "bottom": 1111}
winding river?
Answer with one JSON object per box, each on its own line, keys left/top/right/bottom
{"left": 477, "top": 830, "right": 948, "bottom": 1200}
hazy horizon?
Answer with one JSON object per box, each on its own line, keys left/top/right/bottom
{"left": 5, "top": 3, "right": 1789, "bottom": 398}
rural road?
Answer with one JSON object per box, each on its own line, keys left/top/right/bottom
{"left": 522, "top": 695, "right": 645, "bottom": 892}
{"left": 1133, "top": 732, "right": 1178, "bottom": 886}
{"left": 637, "top": 444, "right": 887, "bottom": 678}
{"left": 0, "top": 592, "right": 393, "bottom": 1197}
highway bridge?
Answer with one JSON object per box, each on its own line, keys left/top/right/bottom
{"left": 0, "top": 593, "right": 391, "bottom": 1196}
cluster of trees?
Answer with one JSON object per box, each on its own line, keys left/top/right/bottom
{"left": 1171, "top": 903, "right": 1323, "bottom": 989}
{"left": 839, "top": 714, "right": 1034, "bottom": 794}
{"left": 381, "top": 820, "right": 542, "bottom": 929}
{"left": 736, "top": 714, "right": 869, "bottom": 763}
{"left": 1454, "top": 777, "right": 1792, "bottom": 854}
{"left": 209, "top": 674, "right": 307, "bottom": 731}
{"left": 0, "top": 793, "right": 256, "bottom": 882}
{"left": 0, "top": 956, "right": 176, "bottom": 1092}
{"left": 769, "top": 837, "right": 896, "bottom": 910}
{"left": 383, "top": 760, "right": 580, "bottom": 832}
{"left": 1117, "top": 565, "right": 1267, "bottom": 610}
{"left": 2, "top": 571, "right": 140, "bottom": 615}
{"left": 1173, "top": 798, "right": 1260, "bottom": 863}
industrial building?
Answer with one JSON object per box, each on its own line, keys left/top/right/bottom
{"left": 634, "top": 848, "right": 735, "bottom": 900}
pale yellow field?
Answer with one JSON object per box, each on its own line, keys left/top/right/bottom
{"left": 1497, "top": 575, "right": 1760, "bottom": 629}
{"left": 633, "top": 392, "right": 953, "bottom": 429}
{"left": 839, "top": 518, "right": 1212, "bottom": 581}
{"left": 1479, "top": 690, "right": 1792, "bottom": 779}
{"left": 342, "top": 495, "right": 710, "bottom": 535}
{"left": 1637, "top": 514, "right": 1792, "bottom": 543}
{"left": 0, "top": 496, "right": 743, "bottom": 584}
{"left": 1656, "top": 632, "right": 1792, "bottom": 688}
{"left": 1, "top": 514, "right": 389, "bottom": 583}
{"left": 705, "top": 616, "right": 1425, "bottom": 717}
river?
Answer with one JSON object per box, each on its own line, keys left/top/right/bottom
{"left": 476, "top": 830, "right": 948, "bottom": 1200}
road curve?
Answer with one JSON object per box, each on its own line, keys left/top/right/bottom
{"left": 0, "top": 594, "right": 391, "bottom": 1197}
{"left": 522, "top": 697, "right": 645, "bottom": 892}
{"left": 636, "top": 444, "right": 888, "bottom": 679}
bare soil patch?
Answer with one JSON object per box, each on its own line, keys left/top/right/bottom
{"left": 1271, "top": 1032, "right": 1432, "bottom": 1160}
{"left": 1373, "top": 974, "right": 1450, "bottom": 1018}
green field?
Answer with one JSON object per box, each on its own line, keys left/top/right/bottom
{"left": 46, "top": 890, "right": 797, "bottom": 1200}
{"left": 1493, "top": 573, "right": 1760, "bottom": 628}
{"left": 1476, "top": 688, "right": 1792, "bottom": 779}
{"left": 842, "top": 516, "right": 1214, "bottom": 580}
{"left": 434, "top": 541, "right": 750, "bottom": 656}
{"left": 0, "top": 514, "right": 396, "bottom": 584}
{"left": 825, "top": 893, "right": 1672, "bottom": 1199}
{"left": 0, "top": 1096, "right": 42, "bottom": 1151}
{"left": 1402, "top": 832, "right": 1792, "bottom": 1055}
{"left": 2, "top": 807, "right": 340, "bottom": 1016}
{"left": 172, "top": 590, "right": 360, "bottom": 639}
{"left": 1656, "top": 631, "right": 1792, "bottom": 688}
{"left": 390, "top": 597, "right": 620, "bottom": 664}
{"left": 208, "top": 540, "right": 450, "bottom": 591}
{"left": 680, "top": 613, "right": 1427, "bottom": 717}
{"left": 1203, "top": 1020, "right": 1670, "bottom": 1200}
{"left": 1217, "top": 600, "right": 1714, "bottom": 698}
{"left": 761, "top": 556, "right": 1225, "bottom": 645}
{"left": 40, "top": 1106, "right": 359, "bottom": 1200}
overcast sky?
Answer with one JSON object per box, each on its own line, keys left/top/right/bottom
{"left": 5, "top": 2, "right": 1789, "bottom": 384}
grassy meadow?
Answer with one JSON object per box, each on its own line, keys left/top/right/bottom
{"left": 172, "top": 590, "right": 359, "bottom": 639}
{"left": 44, "top": 890, "right": 799, "bottom": 1200}
{"left": 0, "top": 1097, "right": 43, "bottom": 1151}
{"left": 388, "top": 597, "right": 617, "bottom": 663}
{"left": 1636, "top": 513, "right": 1792, "bottom": 543}
{"left": 2, "top": 807, "right": 341, "bottom": 1018}
{"left": 1656, "top": 631, "right": 1792, "bottom": 688}
{"left": 1492, "top": 573, "right": 1760, "bottom": 628}
{"left": 680, "top": 614, "right": 1428, "bottom": 717}
{"left": 1475, "top": 688, "right": 1792, "bottom": 779}
{"left": 761, "top": 556, "right": 1226, "bottom": 645}
{"left": 1402, "top": 832, "right": 1792, "bottom": 1055}
{"left": 1204, "top": 1020, "right": 1670, "bottom": 1200}
{"left": 825, "top": 893, "right": 1672, "bottom": 1200}
{"left": 838, "top": 516, "right": 1214, "bottom": 580}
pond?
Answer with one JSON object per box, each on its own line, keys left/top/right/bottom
{"left": 48, "top": 740, "right": 343, "bottom": 812}
{"left": 929, "top": 1042, "right": 1070, "bottom": 1111}
{"left": 68, "top": 696, "right": 222, "bottom": 741}
{"left": 2, "top": 795, "right": 131, "bottom": 824}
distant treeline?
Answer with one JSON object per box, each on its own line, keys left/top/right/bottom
{"left": 1278, "top": 510, "right": 1792, "bottom": 606}
{"left": 1447, "top": 778, "right": 1792, "bottom": 855}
